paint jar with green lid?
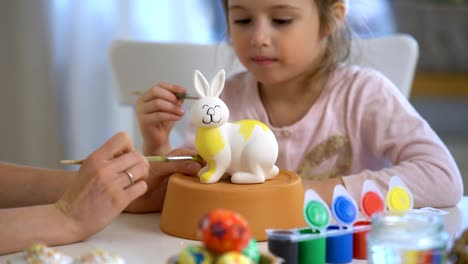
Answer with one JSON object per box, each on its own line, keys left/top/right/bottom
{"left": 367, "top": 212, "right": 449, "bottom": 263}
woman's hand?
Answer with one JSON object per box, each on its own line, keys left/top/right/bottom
{"left": 55, "top": 132, "right": 149, "bottom": 241}
{"left": 125, "top": 148, "right": 202, "bottom": 213}
{"left": 136, "top": 83, "right": 187, "bottom": 156}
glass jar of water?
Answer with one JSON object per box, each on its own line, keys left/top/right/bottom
{"left": 367, "top": 212, "right": 449, "bottom": 263}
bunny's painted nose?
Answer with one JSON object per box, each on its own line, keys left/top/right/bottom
{"left": 207, "top": 107, "right": 215, "bottom": 115}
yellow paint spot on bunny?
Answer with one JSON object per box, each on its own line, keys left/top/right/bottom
{"left": 200, "top": 159, "right": 217, "bottom": 183}
{"left": 195, "top": 128, "right": 225, "bottom": 158}
{"left": 233, "top": 120, "right": 270, "bottom": 140}
{"left": 196, "top": 127, "right": 225, "bottom": 182}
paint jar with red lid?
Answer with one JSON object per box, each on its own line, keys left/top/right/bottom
{"left": 354, "top": 180, "right": 386, "bottom": 259}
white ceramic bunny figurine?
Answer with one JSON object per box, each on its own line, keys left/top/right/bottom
{"left": 190, "top": 69, "right": 280, "bottom": 184}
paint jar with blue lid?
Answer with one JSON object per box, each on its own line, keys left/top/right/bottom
{"left": 367, "top": 211, "right": 449, "bottom": 264}
{"left": 326, "top": 185, "right": 357, "bottom": 264}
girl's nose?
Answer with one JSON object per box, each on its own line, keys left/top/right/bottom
{"left": 250, "top": 20, "right": 271, "bottom": 48}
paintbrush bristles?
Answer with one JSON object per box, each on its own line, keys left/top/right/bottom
{"left": 60, "top": 160, "right": 84, "bottom": 165}
{"left": 179, "top": 94, "right": 199, "bottom": 100}
{"left": 145, "top": 156, "right": 168, "bottom": 162}
{"left": 129, "top": 90, "right": 144, "bottom": 96}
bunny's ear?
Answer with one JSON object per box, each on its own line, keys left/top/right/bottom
{"left": 210, "top": 69, "right": 226, "bottom": 98}
{"left": 193, "top": 70, "right": 210, "bottom": 98}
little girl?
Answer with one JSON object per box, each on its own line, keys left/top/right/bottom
{"left": 136, "top": 0, "right": 463, "bottom": 207}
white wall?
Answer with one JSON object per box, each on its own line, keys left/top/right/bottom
{"left": 0, "top": 0, "right": 61, "bottom": 168}
{"left": 0, "top": 1, "right": 22, "bottom": 163}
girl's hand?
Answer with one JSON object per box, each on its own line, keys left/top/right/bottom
{"left": 136, "top": 83, "right": 187, "bottom": 156}
{"left": 125, "top": 148, "right": 203, "bottom": 213}
{"left": 55, "top": 132, "right": 149, "bottom": 241}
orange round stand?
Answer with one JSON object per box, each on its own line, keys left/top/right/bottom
{"left": 160, "top": 170, "right": 307, "bottom": 241}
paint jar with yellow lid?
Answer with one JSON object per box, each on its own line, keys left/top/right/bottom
{"left": 367, "top": 212, "right": 449, "bottom": 263}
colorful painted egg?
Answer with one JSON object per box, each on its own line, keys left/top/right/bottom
{"left": 178, "top": 245, "right": 213, "bottom": 264}
{"left": 25, "top": 243, "right": 73, "bottom": 264}
{"left": 216, "top": 252, "right": 252, "bottom": 264}
{"left": 198, "top": 209, "right": 251, "bottom": 254}
{"left": 76, "top": 248, "right": 125, "bottom": 264}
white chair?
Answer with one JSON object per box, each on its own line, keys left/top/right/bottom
{"left": 109, "top": 42, "right": 246, "bottom": 149}
{"left": 347, "top": 34, "right": 419, "bottom": 98}
{"left": 109, "top": 34, "right": 419, "bottom": 149}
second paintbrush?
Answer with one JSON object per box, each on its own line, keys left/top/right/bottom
{"left": 60, "top": 155, "right": 203, "bottom": 165}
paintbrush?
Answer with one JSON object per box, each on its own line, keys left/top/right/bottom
{"left": 129, "top": 90, "right": 199, "bottom": 100}
{"left": 60, "top": 155, "right": 203, "bottom": 165}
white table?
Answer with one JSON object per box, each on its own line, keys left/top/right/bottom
{"left": 1, "top": 197, "right": 467, "bottom": 263}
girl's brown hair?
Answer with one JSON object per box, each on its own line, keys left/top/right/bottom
{"left": 221, "top": 0, "right": 351, "bottom": 81}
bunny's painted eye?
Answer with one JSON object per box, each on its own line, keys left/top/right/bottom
{"left": 202, "top": 105, "right": 209, "bottom": 109}
{"left": 214, "top": 105, "right": 221, "bottom": 109}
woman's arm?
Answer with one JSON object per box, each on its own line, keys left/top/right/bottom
{"left": 0, "top": 204, "right": 79, "bottom": 255}
{"left": 0, "top": 163, "right": 75, "bottom": 208}
{"left": 0, "top": 132, "right": 149, "bottom": 255}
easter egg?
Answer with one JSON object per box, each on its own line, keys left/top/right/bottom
{"left": 242, "top": 239, "right": 260, "bottom": 263}
{"left": 178, "top": 245, "right": 213, "bottom": 264}
{"left": 216, "top": 252, "right": 252, "bottom": 264}
{"left": 77, "top": 248, "right": 125, "bottom": 264}
{"left": 25, "top": 243, "right": 73, "bottom": 264}
{"left": 198, "top": 209, "right": 251, "bottom": 254}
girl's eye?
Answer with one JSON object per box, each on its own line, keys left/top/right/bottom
{"left": 233, "top": 19, "right": 251, "bottom": 25}
{"left": 273, "top": 19, "right": 293, "bottom": 25}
